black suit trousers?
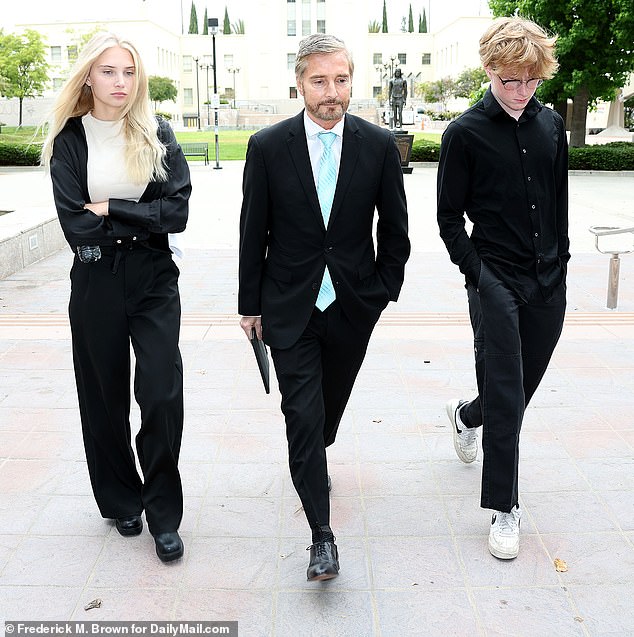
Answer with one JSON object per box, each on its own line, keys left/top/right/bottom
{"left": 271, "top": 301, "right": 372, "bottom": 529}
{"left": 69, "top": 246, "right": 184, "bottom": 535}
{"left": 462, "top": 263, "right": 566, "bottom": 513}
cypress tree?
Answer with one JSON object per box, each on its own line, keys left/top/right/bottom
{"left": 188, "top": 2, "right": 198, "bottom": 34}
{"left": 223, "top": 6, "right": 231, "bottom": 34}
{"left": 382, "top": 0, "right": 388, "bottom": 33}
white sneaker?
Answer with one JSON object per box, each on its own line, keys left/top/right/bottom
{"left": 446, "top": 399, "right": 478, "bottom": 463}
{"left": 488, "top": 505, "right": 521, "bottom": 559}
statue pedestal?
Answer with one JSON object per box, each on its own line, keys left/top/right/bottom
{"left": 392, "top": 130, "right": 414, "bottom": 174}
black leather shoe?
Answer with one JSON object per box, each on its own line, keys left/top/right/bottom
{"left": 154, "top": 531, "right": 184, "bottom": 563}
{"left": 115, "top": 515, "right": 143, "bottom": 537}
{"left": 306, "top": 540, "right": 339, "bottom": 581}
{"left": 328, "top": 475, "right": 332, "bottom": 492}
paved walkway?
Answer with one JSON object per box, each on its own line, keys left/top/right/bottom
{"left": 0, "top": 163, "right": 633, "bottom": 636}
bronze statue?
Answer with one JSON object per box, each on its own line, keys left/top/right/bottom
{"left": 389, "top": 68, "right": 408, "bottom": 128}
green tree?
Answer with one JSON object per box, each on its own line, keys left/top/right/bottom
{"left": 454, "top": 66, "right": 488, "bottom": 100}
{"left": 148, "top": 76, "right": 177, "bottom": 111}
{"left": 419, "top": 77, "right": 456, "bottom": 114}
{"left": 489, "top": 0, "right": 634, "bottom": 147}
{"left": 408, "top": 4, "right": 414, "bottom": 32}
{"left": 382, "top": 0, "right": 388, "bottom": 33}
{"left": 420, "top": 7, "right": 428, "bottom": 33}
{"left": 188, "top": 2, "right": 198, "bottom": 34}
{"left": 0, "top": 29, "right": 49, "bottom": 127}
{"left": 202, "top": 8, "right": 208, "bottom": 35}
{"left": 223, "top": 7, "right": 231, "bottom": 34}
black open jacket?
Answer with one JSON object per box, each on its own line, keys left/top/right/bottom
{"left": 50, "top": 116, "right": 191, "bottom": 252}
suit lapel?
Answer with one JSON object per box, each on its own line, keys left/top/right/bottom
{"left": 328, "top": 115, "right": 361, "bottom": 227}
{"left": 286, "top": 112, "right": 324, "bottom": 226}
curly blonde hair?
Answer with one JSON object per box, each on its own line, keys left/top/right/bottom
{"left": 479, "top": 17, "right": 559, "bottom": 79}
{"left": 41, "top": 32, "right": 167, "bottom": 183}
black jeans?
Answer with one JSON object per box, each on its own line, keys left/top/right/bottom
{"left": 271, "top": 302, "right": 373, "bottom": 529}
{"left": 69, "top": 246, "right": 184, "bottom": 535}
{"left": 461, "top": 264, "right": 566, "bottom": 513}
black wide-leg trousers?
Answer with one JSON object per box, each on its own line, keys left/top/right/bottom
{"left": 461, "top": 263, "right": 566, "bottom": 513}
{"left": 69, "top": 246, "right": 184, "bottom": 535}
{"left": 271, "top": 302, "right": 372, "bottom": 530}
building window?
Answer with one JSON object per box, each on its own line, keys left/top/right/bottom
{"left": 421, "top": 53, "right": 431, "bottom": 65}
{"left": 287, "top": 20, "right": 296, "bottom": 36}
{"left": 287, "top": 0, "right": 295, "bottom": 2}
{"left": 183, "top": 88, "right": 193, "bottom": 106}
{"left": 373, "top": 53, "right": 382, "bottom": 65}
{"left": 183, "top": 56, "right": 192, "bottom": 72}
{"left": 52, "top": 78, "right": 64, "bottom": 90}
{"left": 224, "top": 54, "right": 234, "bottom": 67}
{"left": 290, "top": 86, "right": 298, "bottom": 98}
{"left": 301, "top": 0, "right": 311, "bottom": 35}
{"left": 50, "top": 46, "right": 61, "bottom": 63}
{"left": 67, "top": 45, "right": 78, "bottom": 64}
{"left": 287, "top": 53, "right": 296, "bottom": 70}
{"left": 398, "top": 53, "right": 407, "bottom": 66}
{"left": 316, "top": 20, "right": 326, "bottom": 33}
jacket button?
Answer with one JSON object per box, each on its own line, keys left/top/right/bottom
{"left": 312, "top": 283, "right": 318, "bottom": 290}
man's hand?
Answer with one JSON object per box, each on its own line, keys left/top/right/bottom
{"left": 240, "top": 315, "right": 262, "bottom": 340}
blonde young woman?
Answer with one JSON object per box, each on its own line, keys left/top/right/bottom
{"left": 42, "top": 32, "right": 191, "bottom": 562}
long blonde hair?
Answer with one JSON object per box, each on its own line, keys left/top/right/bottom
{"left": 41, "top": 32, "right": 168, "bottom": 183}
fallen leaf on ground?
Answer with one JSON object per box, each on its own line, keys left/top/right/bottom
{"left": 554, "top": 558, "right": 568, "bottom": 572}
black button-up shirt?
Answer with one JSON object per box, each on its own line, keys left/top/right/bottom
{"left": 437, "top": 88, "right": 569, "bottom": 301}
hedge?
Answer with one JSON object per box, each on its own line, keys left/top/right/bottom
{"left": 568, "top": 141, "right": 634, "bottom": 170}
{"left": 410, "top": 139, "right": 634, "bottom": 170}
{"left": 410, "top": 139, "right": 442, "bottom": 162}
{"left": 2, "top": 139, "right": 633, "bottom": 170}
{"left": 0, "top": 142, "right": 42, "bottom": 166}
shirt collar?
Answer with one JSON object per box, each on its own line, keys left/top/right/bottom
{"left": 304, "top": 110, "right": 345, "bottom": 139}
{"left": 482, "top": 87, "right": 542, "bottom": 123}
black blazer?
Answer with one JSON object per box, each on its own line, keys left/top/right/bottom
{"left": 239, "top": 111, "right": 410, "bottom": 350}
{"left": 50, "top": 117, "right": 191, "bottom": 251}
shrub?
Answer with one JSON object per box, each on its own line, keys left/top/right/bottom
{"left": 568, "top": 142, "right": 634, "bottom": 171}
{"left": 0, "top": 142, "right": 42, "bottom": 166}
{"left": 410, "top": 138, "right": 441, "bottom": 162}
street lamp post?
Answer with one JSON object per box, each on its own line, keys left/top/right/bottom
{"left": 208, "top": 17, "right": 221, "bottom": 170}
{"left": 200, "top": 62, "right": 211, "bottom": 127}
{"left": 193, "top": 56, "right": 201, "bottom": 131}
{"left": 228, "top": 67, "right": 240, "bottom": 110}
{"left": 374, "top": 64, "right": 383, "bottom": 103}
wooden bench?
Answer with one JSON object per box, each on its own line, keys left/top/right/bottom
{"left": 589, "top": 225, "right": 634, "bottom": 309}
{"left": 180, "top": 142, "right": 209, "bottom": 165}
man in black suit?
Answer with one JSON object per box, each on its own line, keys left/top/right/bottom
{"left": 239, "top": 34, "right": 410, "bottom": 581}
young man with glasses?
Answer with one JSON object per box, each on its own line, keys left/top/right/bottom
{"left": 437, "top": 17, "right": 569, "bottom": 559}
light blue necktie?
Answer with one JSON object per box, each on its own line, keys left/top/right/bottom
{"left": 315, "top": 131, "right": 337, "bottom": 311}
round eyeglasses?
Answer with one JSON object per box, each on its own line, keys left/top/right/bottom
{"left": 496, "top": 76, "right": 544, "bottom": 91}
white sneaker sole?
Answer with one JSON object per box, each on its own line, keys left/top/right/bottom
{"left": 488, "top": 537, "right": 519, "bottom": 560}
{"left": 446, "top": 399, "right": 477, "bottom": 464}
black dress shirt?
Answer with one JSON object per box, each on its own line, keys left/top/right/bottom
{"left": 437, "top": 88, "right": 569, "bottom": 301}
